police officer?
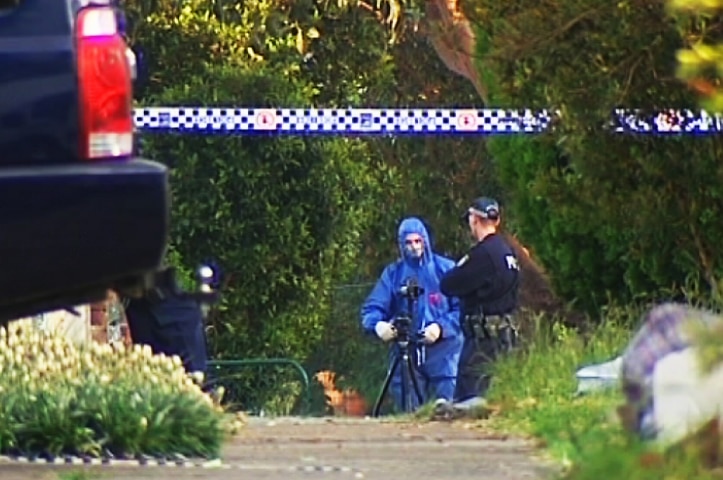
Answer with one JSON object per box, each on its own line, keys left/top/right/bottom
{"left": 123, "top": 294, "right": 208, "bottom": 375}
{"left": 119, "top": 271, "right": 209, "bottom": 377}
{"left": 439, "top": 197, "right": 520, "bottom": 403}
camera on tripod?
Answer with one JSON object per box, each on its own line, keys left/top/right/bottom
{"left": 372, "top": 277, "right": 427, "bottom": 416}
{"left": 399, "top": 277, "right": 424, "bottom": 300}
{"left": 391, "top": 314, "right": 412, "bottom": 341}
{"left": 392, "top": 278, "right": 425, "bottom": 341}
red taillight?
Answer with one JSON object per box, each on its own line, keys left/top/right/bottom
{"left": 76, "top": 7, "right": 133, "bottom": 160}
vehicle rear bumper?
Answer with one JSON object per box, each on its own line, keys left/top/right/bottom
{"left": 0, "top": 158, "right": 169, "bottom": 317}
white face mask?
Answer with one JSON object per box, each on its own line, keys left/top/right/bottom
{"left": 404, "top": 235, "right": 424, "bottom": 258}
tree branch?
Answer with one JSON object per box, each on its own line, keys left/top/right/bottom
{"left": 357, "top": 0, "right": 385, "bottom": 22}
{"left": 617, "top": 54, "right": 645, "bottom": 103}
{"left": 487, "top": 8, "right": 600, "bottom": 62}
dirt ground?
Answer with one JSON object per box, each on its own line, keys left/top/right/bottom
{"left": 0, "top": 417, "right": 558, "bottom": 480}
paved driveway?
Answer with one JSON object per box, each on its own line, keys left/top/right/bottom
{"left": 0, "top": 417, "right": 557, "bottom": 480}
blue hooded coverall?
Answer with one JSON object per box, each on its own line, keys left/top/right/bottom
{"left": 360, "top": 217, "right": 463, "bottom": 411}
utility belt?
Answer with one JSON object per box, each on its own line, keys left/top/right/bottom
{"left": 462, "top": 312, "right": 519, "bottom": 351}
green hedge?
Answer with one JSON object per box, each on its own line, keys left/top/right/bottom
{"left": 138, "top": 63, "right": 385, "bottom": 412}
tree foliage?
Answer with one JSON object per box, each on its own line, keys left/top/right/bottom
{"left": 669, "top": 0, "right": 723, "bottom": 112}
{"left": 465, "top": 0, "right": 723, "bottom": 311}
{"left": 145, "top": 67, "right": 386, "bottom": 362}
{"left": 126, "top": 0, "right": 389, "bottom": 364}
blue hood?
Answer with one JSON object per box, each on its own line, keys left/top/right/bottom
{"left": 397, "top": 217, "right": 433, "bottom": 263}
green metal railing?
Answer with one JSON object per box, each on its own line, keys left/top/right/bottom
{"left": 207, "top": 358, "right": 312, "bottom": 415}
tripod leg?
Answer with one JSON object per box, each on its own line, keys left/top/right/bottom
{"left": 406, "top": 353, "right": 425, "bottom": 407}
{"left": 400, "top": 353, "right": 409, "bottom": 413}
{"left": 372, "top": 353, "right": 401, "bottom": 418}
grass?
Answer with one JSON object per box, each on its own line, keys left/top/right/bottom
{"left": 485, "top": 307, "right": 723, "bottom": 480}
{"left": 58, "top": 472, "right": 100, "bottom": 480}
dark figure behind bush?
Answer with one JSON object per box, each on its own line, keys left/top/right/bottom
{"left": 124, "top": 294, "right": 208, "bottom": 375}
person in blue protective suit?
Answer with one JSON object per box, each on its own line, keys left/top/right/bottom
{"left": 360, "top": 217, "right": 463, "bottom": 412}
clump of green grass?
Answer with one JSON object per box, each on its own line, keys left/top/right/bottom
{"left": 486, "top": 305, "right": 723, "bottom": 479}
{"left": 487, "top": 310, "right": 630, "bottom": 461}
{"left": 58, "top": 471, "right": 100, "bottom": 480}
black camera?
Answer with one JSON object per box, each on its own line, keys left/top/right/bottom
{"left": 391, "top": 278, "right": 425, "bottom": 342}
{"left": 391, "top": 314, "right": 412, "bottom": 339}
{"left": 399, "top": 277, "right": 424, "bottom": 300}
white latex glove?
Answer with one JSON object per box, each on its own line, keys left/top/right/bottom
{"left": 423, "top": 323, "right": 442, "bottom": 344}
{"left": 374, "top": 321, "right": 397, "bottom": 342}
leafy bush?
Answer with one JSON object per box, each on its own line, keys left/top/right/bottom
{"left": 138, "top": 62, "right": 386, "bottom": 413}
{"left": 0, "top": 322, "right": 225, "bottom": 458}
{"left": 123, "top": 0, "right": 395, "bottom": 409}
{"left": 468, "top": 0, "right": 723, "bottom": 312}
{"left": 486, "top": 135, "right": 630, "bottom": 311}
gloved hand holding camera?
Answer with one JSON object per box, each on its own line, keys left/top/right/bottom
{"left": 375, "top": 321, "right": 397, "bottom": 342}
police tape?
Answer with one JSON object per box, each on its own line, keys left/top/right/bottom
{"left": 132, "top": 107, "right": 723, "bottom": 135}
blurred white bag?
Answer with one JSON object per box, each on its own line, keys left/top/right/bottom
{"left": 575, "top": 355, "right": 622, "bottom": 395}
{"left": 619, "top": 302, "right": 723, "bottom": 441}
{"left": 652, "top": 347, "right": 723, "bottom": 446}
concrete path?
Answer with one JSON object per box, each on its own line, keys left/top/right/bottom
{"left": 0, "top": 417, "right": 558, "bottom": 480}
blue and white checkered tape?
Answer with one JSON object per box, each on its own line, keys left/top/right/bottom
{"left": 132, "top": 107, "right": 723, "bottom": 135}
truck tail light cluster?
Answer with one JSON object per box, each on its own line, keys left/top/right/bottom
{"left": 75, "top": 6, "right": 134, "bottom": 160}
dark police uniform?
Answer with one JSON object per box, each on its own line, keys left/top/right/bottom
{"left": 123, "top": 291, "right": 208, "bottom": 375}
{"left": 439, "top": 198, "right": 520, "bottom": 402}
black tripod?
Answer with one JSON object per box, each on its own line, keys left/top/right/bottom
{"left": 372, "top": 278, "right": 427, "bottom": 417}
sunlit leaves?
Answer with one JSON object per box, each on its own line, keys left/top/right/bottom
{"left": 669, "top": 0, "right": 723, "bottom": 111}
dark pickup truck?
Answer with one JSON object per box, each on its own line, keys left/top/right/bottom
{"left": 0, "top": 0, "right": 169, "bottom": 324}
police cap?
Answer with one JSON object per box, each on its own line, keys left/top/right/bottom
{"left": 462, "top": 197, "right": 500, "bottom": 221}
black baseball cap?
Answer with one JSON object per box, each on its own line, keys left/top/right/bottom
{"left": 461, "top": 197, "right": 500, "bottom": 221}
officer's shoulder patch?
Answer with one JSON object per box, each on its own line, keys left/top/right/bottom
{"left": 505, "top": 254, "right": 520, "bottom": 271}
{"left": 456, "top": 254, "right": 469, "bottom": 267}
